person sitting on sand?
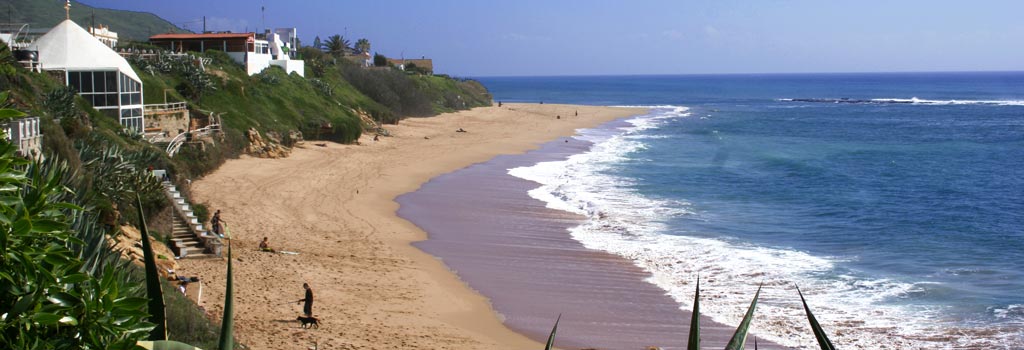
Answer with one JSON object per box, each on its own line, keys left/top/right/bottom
{"left": 259, "top": 237, "right": 275, "bottom": 253}
{"left": 456, "top": 128, "right": 467, "bottom": 133}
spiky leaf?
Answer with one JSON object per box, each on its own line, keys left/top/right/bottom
{"left": 544, "top": 314, "right": 561, "bottom": 350}
{"left": 137, "top": 194, "right": 167, "bottom": 340}
{"left": 218, "top": 224, "right": 234, "bottom": 350}
{"left": 725, "top": 285, "right": 762, "bottom": 350}
{"left": 687, "top": 277, "right": 700, "bottom": 350}
{"left": 798, "top": 287, "right": 836, "bottom": 350}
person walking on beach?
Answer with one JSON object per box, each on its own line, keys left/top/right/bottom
{"left": 297, "top": 283, "right": 314, "bottom": 316}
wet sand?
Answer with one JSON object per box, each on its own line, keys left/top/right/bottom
{"left": 398, "top": 120, "right": 776, "bottom": 349}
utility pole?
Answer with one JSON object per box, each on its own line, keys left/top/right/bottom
{"left": 203, "top": 16, "right": 206, "bottom": 33}
{"left": 261, "top": 5, "right": 265, "bottom": 32}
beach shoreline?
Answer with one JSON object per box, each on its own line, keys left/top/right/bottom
{"left": 175, "top": 103, "right": 652, "bottom": 349}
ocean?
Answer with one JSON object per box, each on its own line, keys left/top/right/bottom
{"left": 401, "top": 72, "right": 1024, "bottom": 348}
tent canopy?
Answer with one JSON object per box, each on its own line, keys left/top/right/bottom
{"left": 31, "top": 19, "right": 140, "bottom": 82}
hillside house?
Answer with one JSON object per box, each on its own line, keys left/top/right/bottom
{"left": 149, "top": 28, "right": 304, "bottom": 77}
{"left": 88, "top": 24, "right": 118, "bottom": 48}
{"left": 386, "top": 57, "right": 433, "bottom": 73}
{"left": 29, "top": 19, "right": 145, "bottom": 132}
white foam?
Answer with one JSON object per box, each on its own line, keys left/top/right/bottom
{"left": 776, "top": 97, "right": 1024, "bottom": 106}
{"left": 508, "top": 105, "right": 1018, "bottom": 348}
{"left": 870, "top": 97, "right": 1024, "bottom": 106}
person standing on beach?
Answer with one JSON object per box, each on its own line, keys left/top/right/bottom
{"left": 211, "top": 210, "right": 223, "bottom": 236}
{"left": 297, "top": 283, "right": 314, "bottom": 316}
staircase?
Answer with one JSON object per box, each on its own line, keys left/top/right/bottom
{"left": 157, "top": 172, "right": 222, "bottom": 259}
{"left": 170, "top": 211, "right": 211, "bottom": 258}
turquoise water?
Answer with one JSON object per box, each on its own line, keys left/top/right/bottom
{"left": 480, "top": 73, "right": 1024, "bottom": 347}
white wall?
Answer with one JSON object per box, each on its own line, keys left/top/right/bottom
{"left": 269, "top": 59, "right": 304, "bottom": 77}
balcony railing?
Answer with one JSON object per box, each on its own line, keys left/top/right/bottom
{"left": 143, "top": 102, "right": 188, "bottom": 113}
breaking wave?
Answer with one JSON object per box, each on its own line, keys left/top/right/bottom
{"left": 507, "top": 106, "right": 1021, "bottom": 349}
{"left": 778, "top": 97, "right": 1024, "bottom": 106}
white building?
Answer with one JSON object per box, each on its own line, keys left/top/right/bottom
{"left": 88, "top": 24, "right": 118, "bottom": 48}
{"left": 150, "top": 28, "right": 304, "bottom": 77}
{"left": 3, "top": 116, "right": 43, "bottom": 158}
{"left": 30, "top": 19, "right": 144, "bottom": 132}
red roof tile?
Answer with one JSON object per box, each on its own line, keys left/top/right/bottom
{"left": 150, "top": 33, "right": 253, "bottom": 40}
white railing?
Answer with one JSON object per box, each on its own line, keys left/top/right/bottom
{"left": 144, "top": 102, "right": 187, "bottom": 114}
{"left": 165, "top": 123, "right": 221, "bottom": 157}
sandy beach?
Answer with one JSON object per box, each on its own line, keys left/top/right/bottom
{"left": 176, "top": 103, "right": 648, "bottom": 349}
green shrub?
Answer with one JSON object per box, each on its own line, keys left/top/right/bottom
{"left": 192, "top": 203, "right": 210, "bottom": 225}
{"left": 0, "top": 120, "right": 154, "bottom": 349}
{"left": 44, "top": 85, "right": 78, "bottom": 119}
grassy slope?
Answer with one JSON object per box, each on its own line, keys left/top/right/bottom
{"left": 0, "top": 0, "right": 187, "bottom": 41}
{"left": 136, "top": 51, "right": 379, "bottom": 149}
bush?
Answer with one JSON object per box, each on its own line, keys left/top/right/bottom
{"left": 338, "top": 64, "right": 433, "bottom": 117}
{"left": 373, "top": 53, "right": 388, "bottom": 67}
{"left": 44, "top": 85, "right": 78, "bottom": 119}
{"left": 0, "top": 130, "right": 153, "bottom": 349}
{"left": 192, "top": 203, "right": 210, "bottom": 225}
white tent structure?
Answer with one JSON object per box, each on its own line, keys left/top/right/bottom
{"left": 31, "top": 19, "right": 144, "bottom": 132}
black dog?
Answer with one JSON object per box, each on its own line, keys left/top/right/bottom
{"left": 297, "top": 316, "right": 320, "bottom": 329}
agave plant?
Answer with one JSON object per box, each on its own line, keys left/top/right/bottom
{"left": 136, "top": 194, "right": 168, "bottom": 340}
{"left": 724, "top": 284, "right": 762, "bottom": 350}
{"left": 544, "top": 314, "right": 561, "bottom": 350}
{"left": 0, "top": 120, "right": 153, "bottom": 349}
{"left": 686, "top": 277, "right": 701, "bottom": 350}
{"left": 797, "top": 287, "right": 835, "bottom": 350}
{"left": 218, "top": 223, "right": 235, "bottom": 350}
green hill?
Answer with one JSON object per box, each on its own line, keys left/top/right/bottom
{"left": 0, "top": 0, "right": 187, "bottom": 41}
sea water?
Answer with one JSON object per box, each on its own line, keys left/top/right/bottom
{"left": 478, "top": 73, "right": 1024, "bottom": 348}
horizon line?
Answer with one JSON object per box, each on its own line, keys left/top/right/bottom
{"left": 467, "top": 69, "right": 1024, "bottom": 79}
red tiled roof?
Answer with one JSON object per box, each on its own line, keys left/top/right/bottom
{"left": 149, "top": 33, "right": 253, "bottom": 40}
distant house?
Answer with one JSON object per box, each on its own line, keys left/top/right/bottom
{"left": 386, "top": 57, "right": 433, "bottom": 73}
{"left": 3, "top": 116, "right": 43, "bottom": 158}
{"left": 29, "top": 19, "right": 145, "bottom": 132}
{"left": 344, "top": 52, "right": 373, "bottom": 67}
{"left": 88, "top": 24, "right": 118, "bottom": 48}
{"left": 149, "top": 28, "right": 305, "bottom": 77}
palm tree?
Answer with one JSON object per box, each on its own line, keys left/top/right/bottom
{"left": 325, "top": 34, "right": 351, "bottom": 57}
{"left": 355, "top": 38, "right": 371, "bottom": 54}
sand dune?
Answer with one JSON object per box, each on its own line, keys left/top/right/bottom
{"left": 176, "top": 103, "right": 646, "bottom": 349}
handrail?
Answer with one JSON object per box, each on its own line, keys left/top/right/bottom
{"left": 164, "top": 131, "right": 188, "bottom": 156}
{"left": 143, "top": 102, "right": 188, "bottom": 113}
{"left": 165, "top": 124, "right": 221, "bottom": 157}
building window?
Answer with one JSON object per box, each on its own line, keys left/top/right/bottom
{"left": 120, "top": 107, "right": 143, "bottom": 133}
{"left": 118, "top": 72, "right": 142, "bottom": 106}
{"left": 67, "top": 70, "right": 121, "bottom": 108}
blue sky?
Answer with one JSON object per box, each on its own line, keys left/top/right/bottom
{"left": 82, "top": 0, "right": 1024, "bottom": 77}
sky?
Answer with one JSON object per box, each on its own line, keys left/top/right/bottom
{"left": 81, "top": 0, "right": 1024, "bottom": 77}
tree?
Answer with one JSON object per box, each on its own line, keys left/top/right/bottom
{"left": 355, "top": 38, "right": 371, "bottom": 54}
{"left": 324, "top": 34, "right": 351, "bottom": 57}
{"left": 373, "top": 53, "right": 388, "bottom": 67}
{"left": 312, "top": 36, "right": 322, "bottom": 50}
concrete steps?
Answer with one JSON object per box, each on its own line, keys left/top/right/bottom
{"left": 160, "top": 177, "right": 219, "bottom": 259}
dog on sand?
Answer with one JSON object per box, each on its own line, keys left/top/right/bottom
{"left": 297, "top": 315, "right": 320, "bottom": 329}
